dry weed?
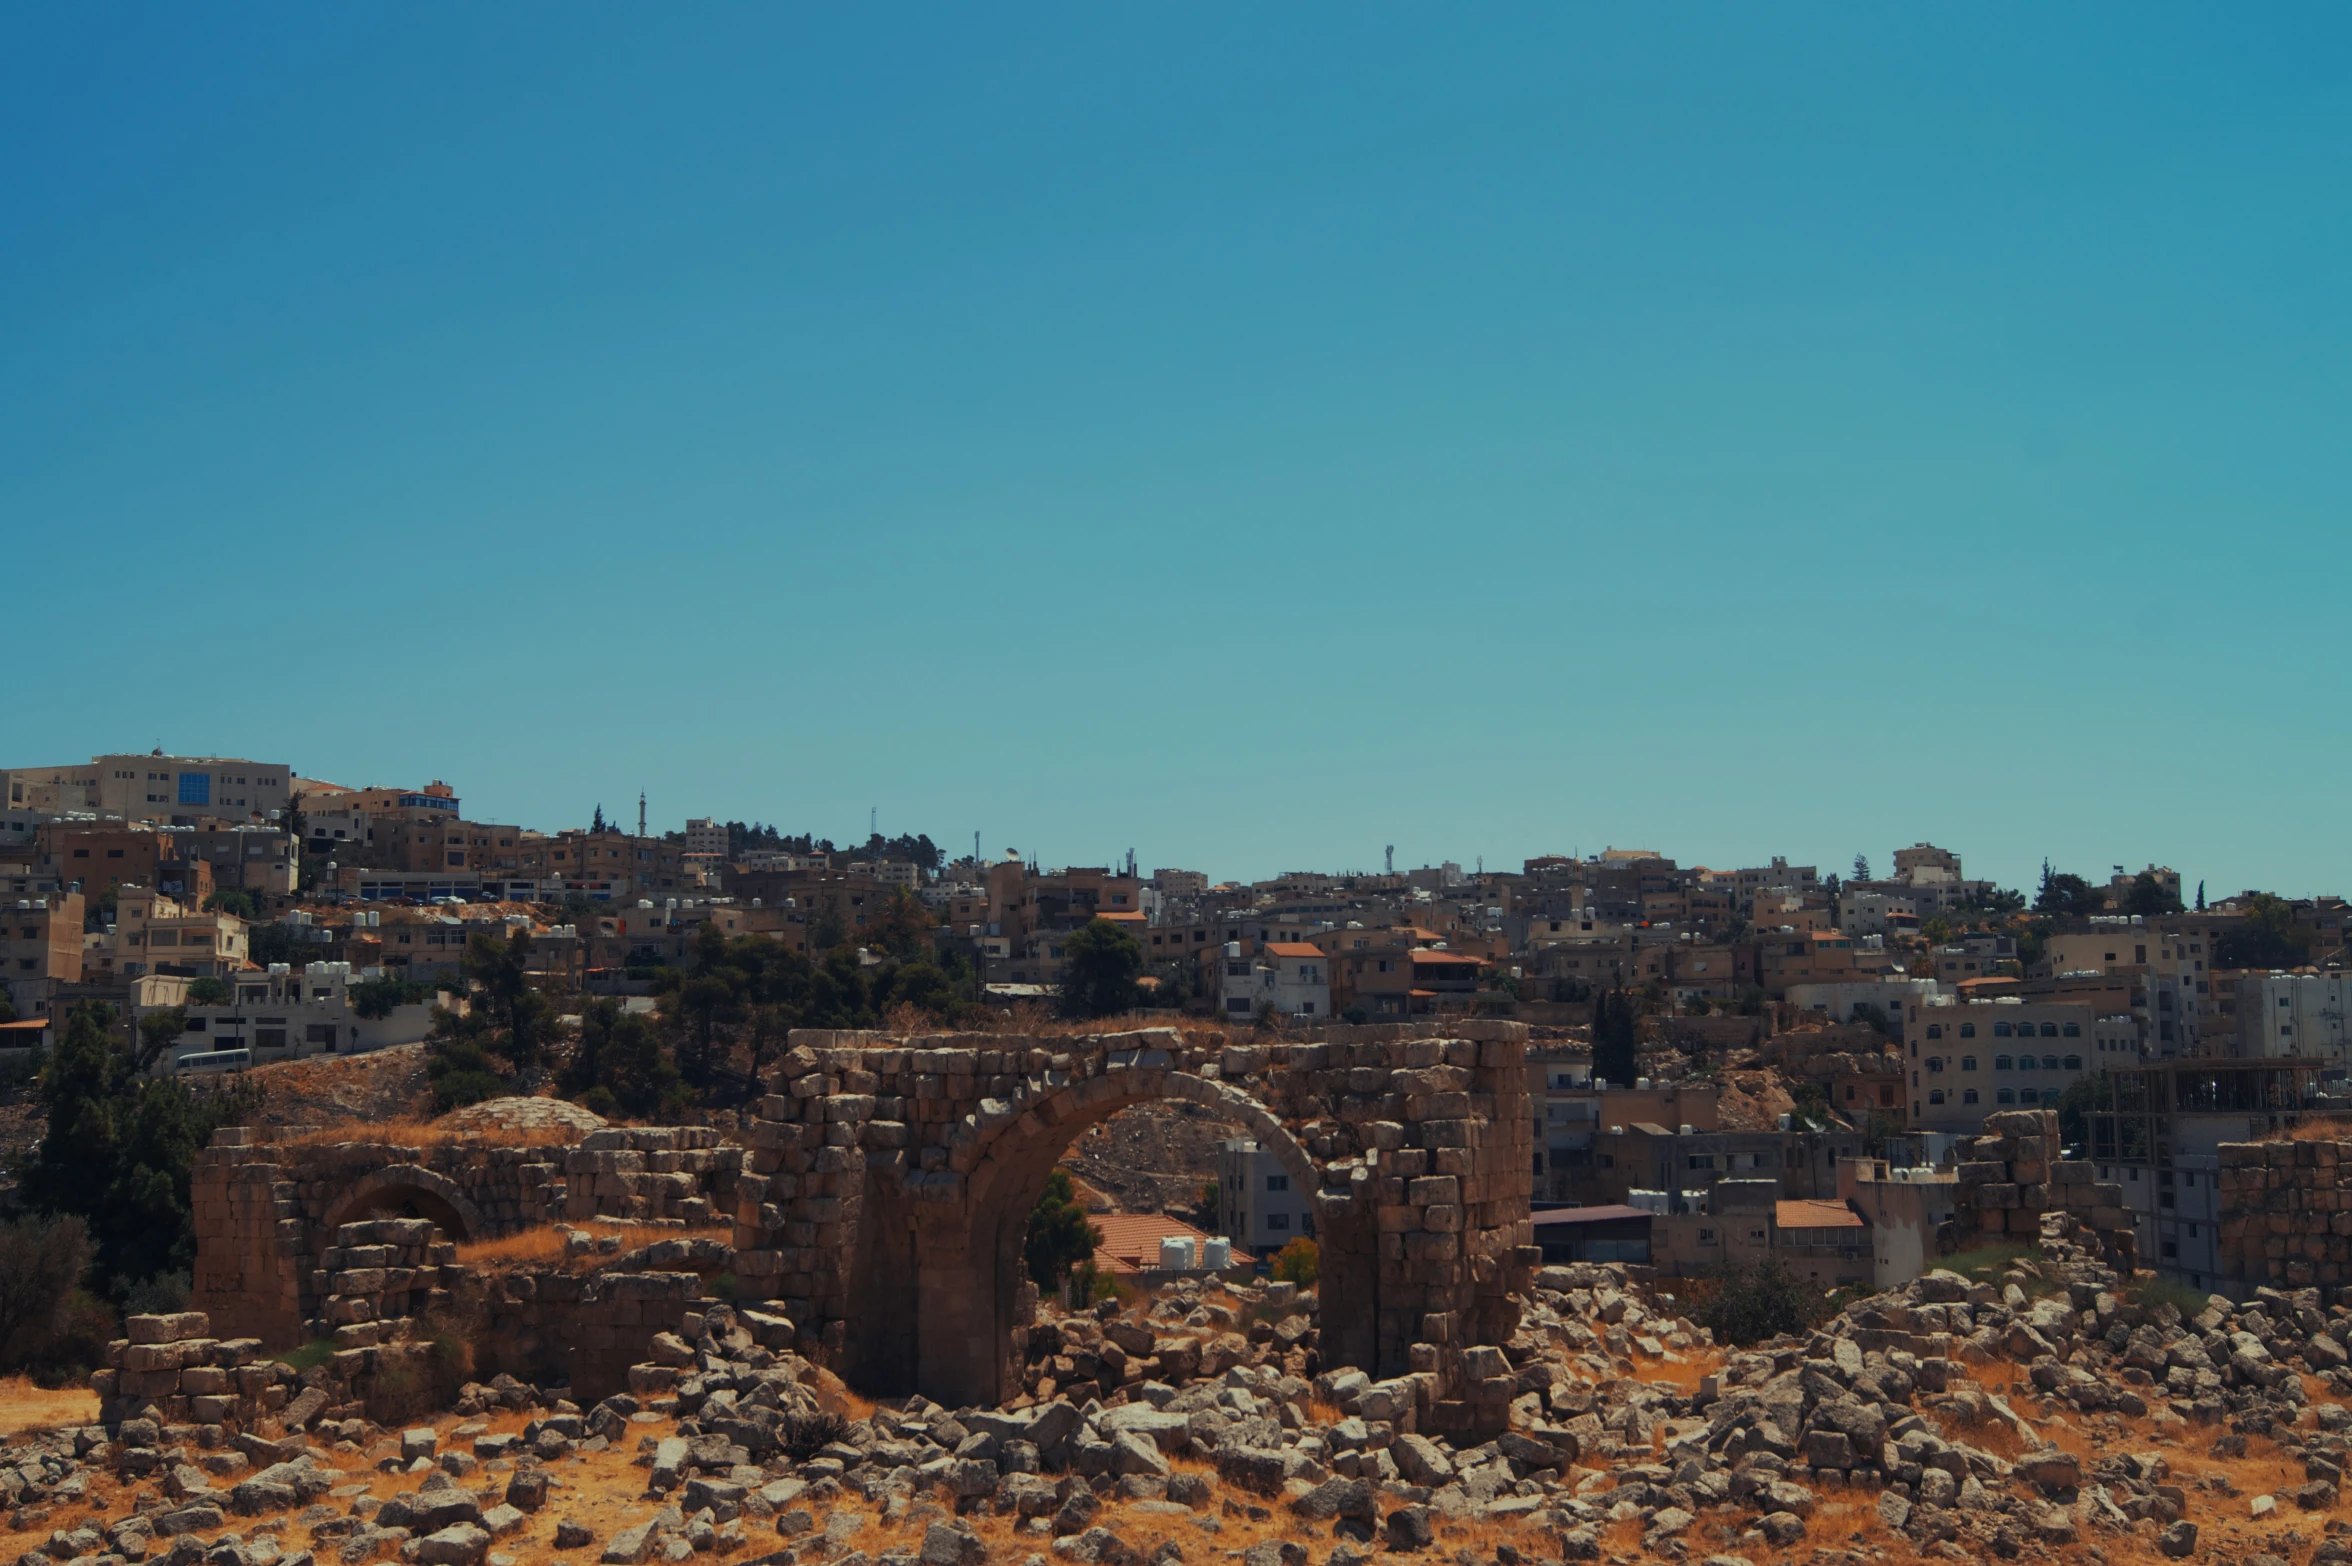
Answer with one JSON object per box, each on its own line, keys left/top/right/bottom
{"left": 272, "top": 1117, "right": 578, "bottom": 1151}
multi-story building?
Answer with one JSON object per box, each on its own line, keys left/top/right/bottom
{"left": 161, "top": 960, "right": 440, "bottom": 1074}
{"left": 5, "top": 754, "right": 294, "bottom": 824}
{"left": 1215, "top": 942, "right": 1330, "bottom": 1022}
{"left": 0, "top": 891, "right": 84, "bottom": 1018}
{"left": 2083, "top": 1058, "right": 2326, "bottom": 1294}
{"left": 1217, "top": 1138, "right": 1314, "bottom": 1255}
{"left": 1906, "top": 999, "right": 2130, "bottom": 1131}
{"left": 683, "top": 819, "right": 729, "bottom": 859}
{"left": 109, "top": 887, "right": 248, "bottom": 979}
{"left": 2238, "top": 971, "right": 2352, "bottom": 1065}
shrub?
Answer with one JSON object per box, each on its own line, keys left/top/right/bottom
{"left": 118, "top": 1270, "right": 191, "bottom": 1316}
{"left": 273, "top": 1339, "right": 338, "bottom": 1373}
{"left": 1022, "top": 1169, "right": 1101, "bottom": 1290}
{"left": 0, "top": 1215, "right": 94, "bottom": 1371}
{"left": 1272, "top": 1237, "right": 1320, "bottom": 1288}
{"left": 779, "top": 1411, "right": 849, "bottom": 1462}
{"left": 1688, "top": 1261, "right": 1824, "bottom": 1346}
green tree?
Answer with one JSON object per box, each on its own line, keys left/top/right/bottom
{"left": 564, "top": 1000, "right": 683, "bottom": 1118}
{"left": 350, "top": 976, "right": 433, "bottom": 1019}
{"left": 2124, "top": 872, "right": 2184, "bottom": 918}
{"left": 1058, "top": 918, "right": 1144, "bottom": 1020}
{"left": 23, "top": 1003, "right": 258, "bottom": 1299}
{"left": 2216, "top": 893, "right": 2314, "bottom": 970}
{"left": 2052, "top": 1071, "right": 2109, "bottom": 1153}
{"left": 135, "top": 1007, "right": 187, "bottom": 1072}
{"left": 1691, "top": 1260, "right": 1823, "bottom": 1345}
{"left": 187, "top": 977, "right": 231, "bottom": 1006}
{"left": 2034, "top": 861, "right": 2107, "bottom": 917}
{"left": 203, "top": 888, "right": 260, "bottom": 920}
{"left": 1593, "top": 990, "right": 1639, "bottom": 1088}
{"left": 1272, "top": 1237, "right": 1320, "bottom": 1287}
{"left": 863, "top": 889, "right": 941, "bottom": 961}
{"left": 1022, "top": 1168, "right": 1101, "bottom": 1289}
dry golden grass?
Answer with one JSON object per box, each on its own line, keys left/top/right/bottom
{"left": 454, "top": 1217, "right": 733, "bottom": 1273}
{"left": 0, "top": 1377, "right": 96, "bottom": 1441}
{"left": 273, "top": 1116, "right": 579, "bottom": 1151}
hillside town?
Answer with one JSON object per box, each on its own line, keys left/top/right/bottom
{"left": 0, "top": 752, "right": 2343, "bottom": 1566}
{"left": 3, "top": 750, "right": 2349, "bottom": 1310}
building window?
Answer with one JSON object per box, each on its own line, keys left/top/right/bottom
{"left": 2016, "top": 1056, "right": 2035, "bottom": 1072}
{"left": 2063, "top": 1055, "right": 2082, "bottom": 1071}
{"left": 1963, "top": 1089, "right": 1979, "bottom": 1105}
{"left": 1994, "top": 1054, "right": 2012, "bottom": 1071}
{"left": 1961, "top": 1056, "right": 1977, "bottom": 1072}
{"left": 1267, "top": 1213, "right": 1289, "bottom": 1231}
{"left": 1266, "top": 1174, "right": 1289, "bottom": 1192}
{"left": 2062, "top": 1022, "right": 2082, "bottom": 1037}
{"left": 1928, "top": 1089, "right": 1945, "bottom": 1105}
{"left": 2042, "top": 1055, "right": 2059, "bottom": 1070}
{"left": 1996, "top": 1089, "right": 2014, "bottom": 1104}
{"left": 1926, "top": 1023, "right": 1943, "bottom": 1039}
{"left": 1926, "top": 1056, "right": 1943, "bottom": 1073}
{"left": 2040, "top": 1023, "right": 2059, "bottom": 1038}
{"left": 1959, "top": 1023, "right": 1975, "bottom": 1038}
{"left": 1992, "top": 1022, "right": 2012, "bottom": 1038}
{"left": 2018, "top": 1087, "right": 2040, "bottom": 1104}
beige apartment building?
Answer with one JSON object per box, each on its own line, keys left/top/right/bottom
{"left": 0, "top": 891, "right": 85, "bottom": 1016}
{"left": 1907, "top": 1000, "right": 2133, "bottom": 1132}
{"left": 110, "top": 887, "right": 248, "bottom": 979}
{"left": 5, "top": 755, "right": 293, "bottom": 823}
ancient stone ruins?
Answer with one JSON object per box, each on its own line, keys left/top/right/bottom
{"left": 193, "top": 1022, "right": 1535, "bottom": 1432}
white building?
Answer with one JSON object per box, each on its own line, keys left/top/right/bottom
{"left": 163, "top": 960, "right": 440, "bottom": 1075}
{"left": 1218, "top": 1138, "right": 1314, "bottom": 1255}
{"left": 1836, "top": 889, "right": 1917, "bottom": 938}
{"left": 2241, "top": 971, "right": 2352, "bottom": 1065}
{"left": 1217, "top": 941, "right": 1331, "bottom": 1021}
{"left": 1785, "top": 977, "right": 1943, "bottom": 1042}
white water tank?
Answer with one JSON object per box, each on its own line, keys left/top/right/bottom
{"left": 1202, "top": 1238, "right": 1232, "bottom": 1270}
{"left": 1159, "top": 1236, "right": 1196, "bottom": 1271}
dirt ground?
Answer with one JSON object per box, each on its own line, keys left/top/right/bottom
{"left": 239, "top": 1044, "right": 436, "bottom": 1130}
{"left": 1061, "top": 1099, "right": 1236, "bottom": 1216}
{"left": 0, "top": 1378, "right": 97, "bottom": 1443}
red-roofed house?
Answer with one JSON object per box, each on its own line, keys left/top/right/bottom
{"left": 1086, "top": 1212, "right": 1218, "bottom": 1276}
{"left": 1217, "top": 940, "right": 1330, "bottom": 1022}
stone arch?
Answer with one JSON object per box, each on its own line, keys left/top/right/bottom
{"left": 896, "top": 1069, "right": 1335, "bottom": 1408}
{"left": 321, "top": 1165, "right": 485, "bottom": 1243}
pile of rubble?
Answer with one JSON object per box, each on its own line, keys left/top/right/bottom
{"left": 34, "top": 1207, "right": 2352, "bottom": 1566}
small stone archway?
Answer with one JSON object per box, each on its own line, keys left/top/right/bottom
{"left": 951, "top": 1071, "right": 1329, "bottom": 1408}
{"left": 745, "top": 1022, "right": 1535, "bottom": 1428}
{"left": 320, "top": 1165, "right": 486, "bottom": 1243}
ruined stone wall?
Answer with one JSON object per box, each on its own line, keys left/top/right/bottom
{"left": 1944, "top": 1109, "right": 2138, "bottom": 1273}
{"left": 91, "top": 1311, "right": 303, "bottom": 1431}
{"left": 731, "top": 1021, "right": 1535, "bottom": 1433}
{"left": 562, "top": 1128, "right": 741, "bottom": 1223}
{"left": 2214, "top": 1137, "right": 2352, "bottom": 1289}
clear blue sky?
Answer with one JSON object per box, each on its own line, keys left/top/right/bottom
{"left": 6, "top": 9, "right": 2348, "bottom": 897}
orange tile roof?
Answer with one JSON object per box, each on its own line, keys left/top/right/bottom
{"left": 1776, "top": 1199, "right": 1864, "bottom": 1230}
{"left": 1095, "top": 910, "right": 1146, "bottom": 923}
{"left": 1411, "top": 950, "right": 1482, "bottom": 966}
{"left": 1088, "top": 1212, "right": 1216, "bottom": 1275}
{"left": 1265, "top": 942, "right": 1323, "bottom": 957}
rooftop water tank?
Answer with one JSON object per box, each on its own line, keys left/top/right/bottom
{"left": 1159, "top": 1236, "right": 1196, "bottom": 1271}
